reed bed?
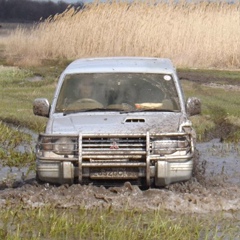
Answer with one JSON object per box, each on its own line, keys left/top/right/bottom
{"left": 1, "top": 0, "right": 240, "bottom": 69}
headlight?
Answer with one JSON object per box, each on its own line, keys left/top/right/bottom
{"left": 152, "top": 138, "right": 189, "bottom": 155}
{"left": 39, "top": 137, "right": 53, "bottom": 151}
{"left": 39, "top": 136, "right": 77, "bottom": 155}
{"left": 53, "top": 137, "right": 76, "bottom": 155}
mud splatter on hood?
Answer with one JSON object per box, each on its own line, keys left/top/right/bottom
{"left": 48, "top": 112, "right": 185, "bottom": 134}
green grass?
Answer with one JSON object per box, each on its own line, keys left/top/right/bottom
{"left": 0, "top": 121, "right": 35, "bottom": 171}
{"left": 0, "top": 64, "right": 68, "bottom": 171}
{"left": 181, "top": 71, "right": 240, "bottom": 142}
{"left": 183, "top": 81, "right": 240, "bottom": 118}
{"left": 0, "top": 65, "right": 60, "bottom": 132}
{"left": 0, "top": 207, "right": 239, "bottom": 240}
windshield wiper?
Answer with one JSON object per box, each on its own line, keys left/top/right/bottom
{"left": 63, "top": 108, "right": 176, "bottom": 115}
{"left": 120, "top": 109, "right": 176, "bottom": 114}
{"left": 63, "top": 108, "right": 130, "bottom": 115}
{"left": 63, "top": 108, "right": 109, "bottom": 115}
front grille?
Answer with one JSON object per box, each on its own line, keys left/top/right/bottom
{"left": 82, "top": 137, "right": 146, "bottom": 151}
{"left": 81, "top": 136, "right": 147, "bottom": 158}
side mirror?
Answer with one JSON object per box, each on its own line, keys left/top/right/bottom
{"left": 186, "top": 97, "right": 201, "bottom": 116}
{"left": 33, "top": 98, "right": 50, "bottom": 118}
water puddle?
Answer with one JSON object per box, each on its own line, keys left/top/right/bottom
{"left": 0, "top": 165, "right": 29, "bottom": 181}
{"left": 197, "top": 138, "right": 240, "bottom": 185}
{"left": 0, "top": 124, "right": 37, "bottom": 186}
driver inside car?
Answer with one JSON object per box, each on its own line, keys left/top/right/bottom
{"left": 67, "top": 78, "right": 103, "bottom": 110}
{"left": 74, "top": 78, "right": 93, "bottom": 99}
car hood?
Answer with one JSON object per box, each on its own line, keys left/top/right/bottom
{"left": 46, "top": 112, "right": 186, "bottom": 135}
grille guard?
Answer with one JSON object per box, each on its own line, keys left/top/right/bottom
{"left": 36, "top": 132, "right": 195, "bottom": 186}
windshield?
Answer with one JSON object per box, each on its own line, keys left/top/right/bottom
{"left": 55, "top": 73, "right": 180, "bottom": 113}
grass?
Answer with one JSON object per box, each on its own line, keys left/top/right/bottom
{"left": 0, "top": 64, "right": 59, "bottom": 172}
{"left": 0, "top": 0, "right": 239, "bottom": 69}
{"left": 182, "top": 80, "right": 240, "bottom": 118}
{"left": 177, "top": 68, "right": 240, "bottom": 141}
{"left": 182, "top": 79, "right": 240, "bottom": 141}
{"left": 0, "top": 207, "right": 239, "bottom": 240}
{"left": 0, "top": 64, "right": 60, "bottom": 133}
{"left": 0, "top": 121, "right": 35, "bottom": 168}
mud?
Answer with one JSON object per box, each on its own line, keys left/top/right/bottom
{"left": 0, "top": 139, "right": 239, "bottom": 215}
{"left": 0, "top": 70, "right": 240, "bottom": 216}
{"left": 178, "top": 70, "right": 240, "bottom": 87}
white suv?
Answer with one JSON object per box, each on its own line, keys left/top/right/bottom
{"left": 33, "top": 57, "right": 201, "bottom": 187}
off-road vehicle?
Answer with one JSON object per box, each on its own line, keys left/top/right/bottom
{"left": 33, "top": 57, "right": 201, "bottom": 187}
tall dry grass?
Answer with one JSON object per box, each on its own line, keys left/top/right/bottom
{"left": 1, "top": 0, "right": 240, "bottom": 69}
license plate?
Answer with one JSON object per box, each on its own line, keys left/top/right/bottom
{"left": 90, "top": 168, "right": 138, "bottom": 179}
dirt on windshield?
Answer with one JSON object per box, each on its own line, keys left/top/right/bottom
{"left": 0, "top": 71, "right": 240, "bottom": 216}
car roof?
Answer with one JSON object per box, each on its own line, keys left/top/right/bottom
{"left": 63, "top": 57, "right": 176, "bottom": 74}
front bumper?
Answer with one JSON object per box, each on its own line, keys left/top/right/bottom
{"left": 36, "top": 132, "right": 195, "bottom": 187}
{"left": 37, "top": 159, "right": 193, "bottom": 187}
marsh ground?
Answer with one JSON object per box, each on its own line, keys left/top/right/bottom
{"left": 0, "top": 55, "right": 239, "bottom": 240}
{"left": 1, "top": 139, "right": 240, "bottom": 216}
{"left": 0, "top": 69, "right": 239, "bottom": 216}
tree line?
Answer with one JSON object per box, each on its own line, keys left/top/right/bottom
{"left": 0, "top": 0, "right": 84, "bottom": 22}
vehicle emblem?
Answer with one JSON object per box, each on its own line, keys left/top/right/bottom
{"left": 110, "top": 141, "right": 119, "bottom": 149}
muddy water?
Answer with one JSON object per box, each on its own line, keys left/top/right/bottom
{"left": 0, "top": 139, "right": 240, "bottom": 215}
{"left": 197, "top": 139, "right": 240, "bottom": 186}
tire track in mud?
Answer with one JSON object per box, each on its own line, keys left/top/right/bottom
{"left": 0, "top": 139, "right": 240, "bottom": 214}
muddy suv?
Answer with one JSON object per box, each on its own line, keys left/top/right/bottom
{"left": 33, "top": 57, "right": 201, "bottom": 187}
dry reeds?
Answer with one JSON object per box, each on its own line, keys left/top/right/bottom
{"left": 2, "top": 0, "right": 240, "bottom": 69}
